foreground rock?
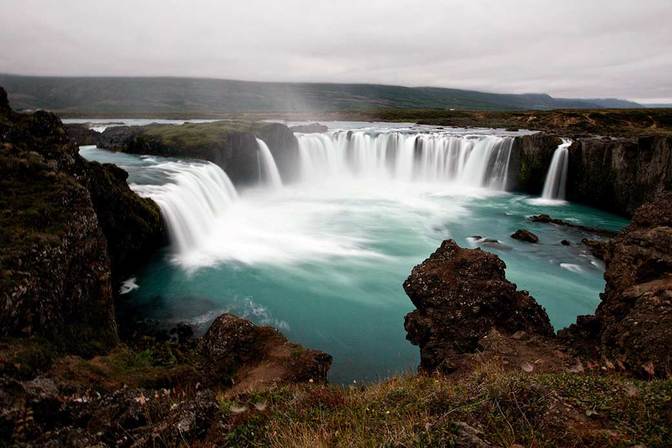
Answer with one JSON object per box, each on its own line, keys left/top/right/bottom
{"left": 0, "top": 87, "right": 166, "bottom": 352}
{"left": 201, "top": 314, "right": 332, "bottom": 393}
{"left": 561, "top": 192, "right": 672, "bottom": 377}
{"left": 404, "top": 240, "right": 554, "bottom": 373}
{"left": 0, "top": 312, "right": 332, "bottom": 446}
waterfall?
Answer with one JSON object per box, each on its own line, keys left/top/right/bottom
{"left": 131, "top": 161, "right": 238, "bottom": 255}
{"left": 541, "top": 139, "right": 572, "bottom": 200}
{"left": 296, "top": 131, "right": 514, "bottom": 189}
{"left": 256, "top": 138, "right": 283, "bottom": 187}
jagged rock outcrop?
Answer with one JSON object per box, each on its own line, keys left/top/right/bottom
{"left": 561, "top": 192, "right": 672, "bottom": 377}
{"left": 96, "top": 120, "right": 300, "bottom": 185}
{"left": 403, "top": 240, "right": 554, "bottom": 373}
{"left": 0, "top": 86, "right": 165, "bottom": 354}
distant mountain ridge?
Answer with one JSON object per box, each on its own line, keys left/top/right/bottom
{"left": 0, "top": 73, "right": 642, "bottom": 115}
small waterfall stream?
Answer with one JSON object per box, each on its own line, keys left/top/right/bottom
{"left": 541, "top": 139, "right": 572, "bottom": 200}
{"left": 256, "top": 138, "right": 283, "bottom": 187}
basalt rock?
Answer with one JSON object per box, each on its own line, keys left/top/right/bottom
{"left": 530, "top": 214, "right": 617, "bottom": 238}
{"left": 64, "top": 123, "right": 100, "bottom": 146}
{"left": 96, "top": 120, "right": 300, "bottom": 185}
{"left": 0, "top": 86, "right": 166, "bottom": 354}
{"left": 511, "top": 229, "right": 539, "bottom": 243}
{"left": 403, "top": 240, "right": 554, "bottom": 373}
{"left": 82, "top": 161, "right": 166, "bottom": 285}
{"left": 200, "top": 313, "right": 332, "bottom": 390}
{"left": 567, "top": 136, "right": 672, "bottom": 216}
{"left": 560, "top": 192, "right": 672, "bottom": 377}
{"left": 0, "top": 92, "right": 117, "bottom": 354}
{"left": 508, "top": 133, "right": 562, "bottom": 193}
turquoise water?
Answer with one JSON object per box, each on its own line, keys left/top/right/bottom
{"left": 81, "top": 144, "right": 627, "bottom": 383}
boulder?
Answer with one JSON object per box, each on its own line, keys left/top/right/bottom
{"left": 403, "top": 240, "right": 554, "bottom": 373}
{"left": 200, "top": 313, "right": 332, "bottom": 390}
{"left": 511, "top": 229, "right": 539, "bottom": 243}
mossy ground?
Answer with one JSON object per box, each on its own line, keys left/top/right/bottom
{"left": 217, "top": 365, "right": 672, "bottom": 447}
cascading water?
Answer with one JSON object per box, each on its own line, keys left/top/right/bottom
{"left": 541, "top": 139, "right": 572, "bottom": 200}
{"left": 296, "top": 130, "right": 514, "bottom": 189}
{"left": 256, "top": 138, "right": 283, "bottom": 187}
{"left": 131, "top": 161, "right": 238, "bottom": 257}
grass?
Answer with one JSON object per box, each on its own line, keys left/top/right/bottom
{"left": 216, "top": 365, "right": 672, "bottom": 447}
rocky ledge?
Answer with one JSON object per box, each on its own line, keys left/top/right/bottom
{"left": 87, "top": 120, "right": 300, "bottom": 185}
{"left": 509, "top": 133, "right": 672, "bottom": 216}
{"left": 404, "top": 192, "right": 672, "bottom": 379}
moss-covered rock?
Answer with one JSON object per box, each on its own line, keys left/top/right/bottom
{"left": 96, "top": 120, "right": 300, "bottom": 185}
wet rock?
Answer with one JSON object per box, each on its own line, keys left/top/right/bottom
{"left": 581, "top": 238, "right": 607, "bottom": 260}
{"left": 530, "top": 214, "right": 617, "bottom": 237}
{"left": 404, "top": 240, "right": 554, "bottom": 373}
{"left": 511, "top": 229, "right": 539, "bottom": 243}
{"left": 561, "top": 239, "right": 571, "bottom": 246}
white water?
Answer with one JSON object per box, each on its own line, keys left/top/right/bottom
{"left": 131, "top": 161, "right": 239, "bottom": 263}
{"left": 297, "top": 131, "right": 514, "bottom": 188}
{"left": 541, "top": 138, "right": 572, "bottom": 200}
{"left": 256, "top": 138, "right": 283, "bottom": 187}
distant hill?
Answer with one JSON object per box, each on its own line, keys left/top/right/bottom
{"left": 0, "top": 74, "right": 642, "bottom": 116}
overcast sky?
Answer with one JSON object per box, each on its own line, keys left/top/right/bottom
{"left": 1, "top": 0, "right": 670, "bottom": 102}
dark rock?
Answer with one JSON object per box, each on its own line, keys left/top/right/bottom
{"left": 561, "top": 239, "right": 571, "bottom": 246}
{"left": 511, "top": 229, "right": 539, "bottom": 243}
{"left": 567, "top": 136, "right": 672, "bottom": 216}
{"left": 581, "top": 238, "right": 607, "bottom": 260}
{"left": 290, "top": 123, "right": 329, "bottom": 134}
{"left": 0, "top": 107, "right": 117, "bottom": 355}
{"left": 200, "top": 313, "right": 332, "bottom": 388}
{"left": 508, "top": 134, "right": 562, "bottom": 193}
{"left": 82, "top": 161, "right": 166, "bottom": 284}
{"left": 403, "top": 240, "right": 554, "bottom": 373}
{"left": 64, "top": 123, "right": 100, "bottom": 146}
{"left": 561, "top": 192, "right": 672, "bottom": 377}
{"left": 529, "top": 214, "right": 617, "bottom": 238}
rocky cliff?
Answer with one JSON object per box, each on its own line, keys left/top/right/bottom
{"left": 510, "top": 133, "right": 672, "bottom": 216}
{"left": 560, "top": 192, "right": 672, "bottom": 377}
{"left": 93, "top": 120, "right": 300, "bottom": 185}
{"left": 0, "top": 87, "right": 164, "bottom": 353}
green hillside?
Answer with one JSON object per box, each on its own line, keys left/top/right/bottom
{"left": 0, "top": 73, "right": 641, "bottom": 115}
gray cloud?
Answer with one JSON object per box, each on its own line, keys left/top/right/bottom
{"left": 1, "top": 0, "right": 670, "bottom": 102}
